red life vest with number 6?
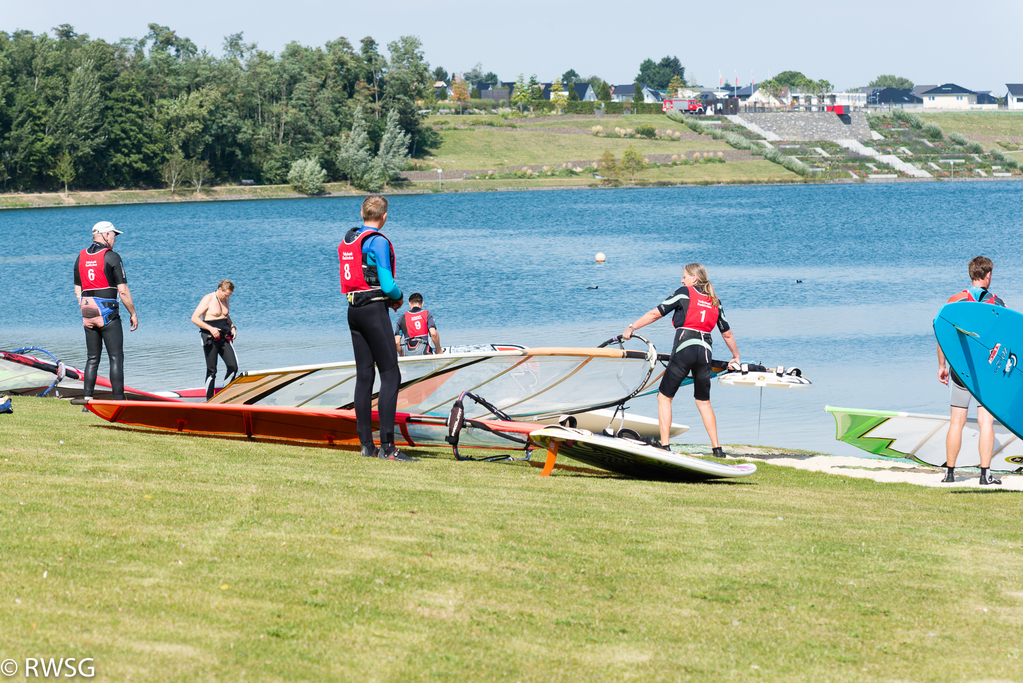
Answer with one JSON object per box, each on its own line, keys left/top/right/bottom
{"left": 338, "top": 228, "right": 396, "bottom": 293}
{"left": 404, "top": 309, "right": 430, "bottom": 339}
{"left": 678, "top": 285, "right": 719, "bottom": 332}
{"left": 78, "top": 248, "right": 111, "bottom": 290}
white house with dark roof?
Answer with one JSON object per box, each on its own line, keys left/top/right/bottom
{"left": 1007, "top": 84, "right": 1023, "bottom": 110}
{"left": 573, "top": 83, "right": 597, "bottom": 102}
{"left": 920, "top": 83, "right": 986, "bottom": 109}
{"left": 610, "top": 83, "right": 663, "bottom": 103}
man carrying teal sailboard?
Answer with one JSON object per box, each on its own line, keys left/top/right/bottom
{"left": 936, "top": 256, "right": 1004, "bottom": 485}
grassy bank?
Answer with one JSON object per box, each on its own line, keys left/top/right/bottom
{"left": 917, "top": 111, "right": 1023, "bottom": 139}
{"left": 422, "top": 127, "right": 729, "bottom": 169}
{"left": 1, "top": 397, "right": 1020, "bottom": 681}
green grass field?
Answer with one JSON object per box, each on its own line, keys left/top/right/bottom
{"left": 2, "top": 397, "right": 1021, "bottom": 681}
{"left": 424, "top": 128, "right": 729, "bottom": 169}
{"left": 917, "top": 112, "right": 1023, "bottom": 139}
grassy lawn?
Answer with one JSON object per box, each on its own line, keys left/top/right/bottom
{"left": 424, "top": 128, "right": 729, "bottom": 169}
{"left": 2, "top": 397, "right": 1021, "bottom": 681}
{"left": 917, "top": 112, "right": 1023, "bottom": 139}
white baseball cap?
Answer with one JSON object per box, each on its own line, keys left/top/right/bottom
{"left": 92, "top": 221, "right": 123, "bottom": 235}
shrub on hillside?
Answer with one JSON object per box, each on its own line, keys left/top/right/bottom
{"left": 966, "top": 141, "right": 984, "bottom": 154}
{"left": 921, "top": 122, "right": 943, "bottom": 140}
{"left": 620, "top": 146, "right": 646, "bottom": 179}
{"left": 990, "top": 148, "right": 1006, "bottom": 161}
{"left": 948, "top": 132, "right": 968, "bottom": 146}
{"left": 892, "top": 108, "right": 923, "bottom": 129}
{"left": 636, "top": 124, "right": 657, "bottom": 139}
{"left": 288, "top": 158, "right": 327, "bottom": 195}
{"left": 724, "top": 132, "right": 753, "bottom": 150}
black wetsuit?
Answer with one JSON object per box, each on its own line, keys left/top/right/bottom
{"left": 341, "top": 227, "right": 402, "bottom": 449}
{"left": 201, "top": 319, "right": 238, "bottom": 400}
{"left": 73, "top": 242, "right": 128, "bottom": 399}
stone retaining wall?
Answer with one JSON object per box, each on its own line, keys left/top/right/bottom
{"left": 738, "top": 112, "right": 872, "bottom": 141}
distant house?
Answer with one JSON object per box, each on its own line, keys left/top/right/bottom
{"left": 1008, "top": 84, "right": 1023, "bottom": 110}
{"left": 748, "top": 84, "right": 789, "bottom": 106}
{"left": 869, "top": 87, "right": 923, "bottom": 106}
{"left": 920, "top": 83, "right": 978, "bottom": 109}
{"left": 477, "top": 82, "right": 511, "bottom": 102}
{"left": 975, "top": 91, "right": 1000, "bottom": 106}
{"left": 573, "top": 83, "right": 597, "bottom": 101}
{"left": 610, "top": 83, "right": 662, "bottom": 103}
{"left": 912, "top": 84, "right": 937, "bottom": 99}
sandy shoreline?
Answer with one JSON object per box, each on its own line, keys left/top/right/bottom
{"left": 678, "top": 445, "right": 1023, "bottom": 489}
{"left": 3, "top": 173, "right": 1022, "bottom": 211}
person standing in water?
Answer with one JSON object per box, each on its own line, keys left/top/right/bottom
{"left": 73, "top": 221, "right": 139, "bottom": 402}
{"left": 191, "top": 280, "right": 239, "bottom": 401}
{"left": 622, "top": 262, "right": 740, "bottom": 456}
{"left": 339, "top": 195, "right": 415, "bottom": 461}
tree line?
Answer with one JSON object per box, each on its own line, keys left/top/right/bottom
{"left": 0, "top": 24, "right": 433, "bottom": 192}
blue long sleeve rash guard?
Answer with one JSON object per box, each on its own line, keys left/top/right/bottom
{"left": 360, "top": 228, "right": 402, "bottom": 300}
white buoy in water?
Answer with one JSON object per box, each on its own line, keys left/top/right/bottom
{"left": 595, "top": 252, "right": 606, "bottom": 263}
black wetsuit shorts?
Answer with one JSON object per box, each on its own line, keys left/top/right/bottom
{"left": 659, "top": 330, "right": 713, "bottom": 401}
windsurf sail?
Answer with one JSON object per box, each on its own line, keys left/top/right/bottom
{"left": 1, "top": 348, "right": 189, "bottom": 401}
{"left": 84, "top": 399, "right": 546, "bottom": 453}
{"left": 209, "top": 337, "right": 662, "bottom": 424}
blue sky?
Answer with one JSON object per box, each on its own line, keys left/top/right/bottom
{"left": 5, "top": 0, "right": 1021, "bottom": 93}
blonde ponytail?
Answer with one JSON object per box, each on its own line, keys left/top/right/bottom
{"left": 684, "top": 263, "right": 720, "bottom": 308}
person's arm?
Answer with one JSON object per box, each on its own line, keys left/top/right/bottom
{"left": 938, "top": 343, "right": 949, "bottom": 385}
{"left": 395, "top": 334, "right": 403, "bottom": 356}
{"left": 430, "top": 327, "right": 442, "bottom": 354}
{"left": 721, "top": 329, "right": 740, "bottom": 369}
{"left": 117, "top": 283, "right": 139, "bottom": 332}
{"left": 622, "top": 308, "right": 664, "bottom": 340}
{"left": 367, "top": 236, "right": 402, "bottom": 300}
{"left": 74, "top": 285, "right": 82, "bottom": 304}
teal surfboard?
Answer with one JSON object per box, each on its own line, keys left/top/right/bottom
{"left": 933, "top": 301, "right": 1023, "bottom": 439}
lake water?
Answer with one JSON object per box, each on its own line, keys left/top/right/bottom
{"left": 4, "top": 182, "right": 1023, "bottom": 455}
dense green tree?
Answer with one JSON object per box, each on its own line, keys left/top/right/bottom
{"left": 463, "top": 63, "right": 484, "bottom": 86}
{"left": 561, "top": 69, "right": 580, "bottom": 84}
{"left": 481, "top": 71, "right": 498, "bottom": 84}
{"left": 773, "top": 71, "right": 808, "bottom": 88}
{"left": 597, "top": 80, "right": 611, "bottom": 102}
{"left": 0, "top": 26, "right": 435, "bottom": 191}
{"left": 633, "top": 81, "right": 643, "bottom": 104}
{"left": 869, "top": 74, "right": 914, "bottom": 90}
{"left": 635, "top": 56, "right": 684, "bottom": 90}
{"left": 432, "top": 66, "right": 448, "bottom": 83}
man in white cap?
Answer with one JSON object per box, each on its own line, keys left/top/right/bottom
{"left": 72, "top": 221, "right": 138, "bottom": 401}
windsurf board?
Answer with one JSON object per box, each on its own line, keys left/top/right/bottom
{"left": 529, "top": 425, "right": 756, "bottom": 481}
{"left": 826, "top": 406, "right": 1023, "bottom": 472}
{"left": 934, "top": 302, "right": 1023, "bottom": 440}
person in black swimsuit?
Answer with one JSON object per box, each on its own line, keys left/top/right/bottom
{"left": 191, "top": 280, "right": 239, "bottom": 400}
{"left": 623, "top": 263, "right": 740, "bottom": 456}
{"left": 72, "top": 221, "right": 139, "bottom": 401}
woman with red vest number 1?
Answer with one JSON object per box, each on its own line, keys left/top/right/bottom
{"left": 622, "top": 263, "right": 741, "bottom": 456}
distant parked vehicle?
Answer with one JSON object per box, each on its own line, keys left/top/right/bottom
{"left": 662, "top": 98, "right": 705, "bottom": 115}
